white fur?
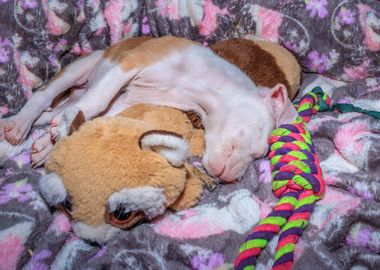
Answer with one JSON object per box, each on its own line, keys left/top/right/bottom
{"left": 72, "top": 222, "right": 121, "bottom": 244}
{"left": 75, "top": 64, "right": 138, "bottom": 119}
{"left": 39, "top": 173, "right": 67, "bottom": 206}
{"left": 108, "top": 186, "right": 166, "bottom": 219}
{"left": 140, "top": 133, "right": 190, "bottom": 167}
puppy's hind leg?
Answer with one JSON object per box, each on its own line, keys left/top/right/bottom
{"left": 1, "top": 51, "right": 104, "bottom": 145}
{"left": 30, "top": 131, "right": 56, "bottom": 168}
{"left": 50, "top": 63, "right": 141, "bottom": 140}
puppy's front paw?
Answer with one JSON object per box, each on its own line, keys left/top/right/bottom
{"left": 1, "top": 116, "right": 32, "bottom": 145}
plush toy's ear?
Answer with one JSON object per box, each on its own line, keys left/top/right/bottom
{"left": 268, "top": 83, "right": 298, "bottom": 127}
{"left": 139, "top": 130, "right": 190, "bottom": 167}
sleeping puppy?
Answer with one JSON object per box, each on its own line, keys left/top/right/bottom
{"left": 0, "top": 36, "right": 298, "bottom": 182}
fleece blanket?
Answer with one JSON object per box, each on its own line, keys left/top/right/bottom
{"left": 0, "top": 1, "right": 380, "bottom": 270}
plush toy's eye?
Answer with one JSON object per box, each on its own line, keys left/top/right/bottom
{"left": 58, "top": 198, "right": 72, "bottom": 218}
{"left": 63, "top": 199, "right": 73, "bottom": 212}
{"left": 106, "top": 206, "right": 146, "bottom": 229}
{"left": 113, "top": 206, "right": 131, "bottom": 221}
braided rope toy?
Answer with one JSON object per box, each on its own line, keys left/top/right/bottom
{"left": 235, "top": 87, "right": 331, "bottom": 270}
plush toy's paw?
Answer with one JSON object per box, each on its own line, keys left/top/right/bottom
{"left": 108, "top": 186, "right": 166, "bottom": 219}
{"left": 39, "top": 173, "right": 67, "bottom": 206}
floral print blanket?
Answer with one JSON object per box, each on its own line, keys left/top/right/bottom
{"left": 1, "top": 1, "right": 380, "bottom": 269}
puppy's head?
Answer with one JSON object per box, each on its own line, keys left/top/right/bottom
{"left": 203, "top": 84, "right": 298, "bottom": 182}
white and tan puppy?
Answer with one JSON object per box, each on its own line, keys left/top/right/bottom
{"left": 0, "top": 36, "right": 297, "bottom": 182}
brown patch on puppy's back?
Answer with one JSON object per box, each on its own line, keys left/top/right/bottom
{"left": 103, "top": 36, "right": 153, "bottom": 60}
{"left": 104, "top": 36, "right": 196, "bottom": 71}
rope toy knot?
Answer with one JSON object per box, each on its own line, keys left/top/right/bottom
{"left": 235, "top": 87, "right": 331, "bottom": 270}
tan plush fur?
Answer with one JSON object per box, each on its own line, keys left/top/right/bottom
{"left": 45, "top": 104, "right": 205, "bottom": 226}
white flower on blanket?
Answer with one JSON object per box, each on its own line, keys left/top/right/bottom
{"left": 310, "top": 186, "right": 361, "bottom": 230}
{"left": 152, "top": 189, "right": 260, "bottom": 239}
{"left": 334, "top": 119, "right": 377, "bottom": 170}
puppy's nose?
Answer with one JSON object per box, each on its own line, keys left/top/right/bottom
{"left": 205, "top": 160, "right": 225, "bottom": 178}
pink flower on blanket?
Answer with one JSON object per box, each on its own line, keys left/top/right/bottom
{"left": 334, "top": 120, "right": 372, "bottom": 168}
{"left": 41, "top": 0, "right": 70, "bottom": 36}
{"left": 198, "top": 0, "right": 228, "bottom": 36}
{"left": 311, "top": 187, "right": 361, "bottom": 229}
{"left": 305, "top": 0, "right": 328, "bottom": 19}
{"left": 254, "top": 6, "right": 283, "bottom": 42}
{"left": 104, "top": 0, "right": 124, "bottom": 44}
{"left": 69, "top": 41, "right": 93, "bottom": 56}
{"left": 0, "top": 179, "right": 33, "bottom": 204}
{"left": 343, "top": 59, "right": 370, "bottom": 81}
{"left": 153, "top": 190, "right": 260, "bottom": 239}
{"left": 358, "top": 4, "right": 380, "bottom": 52}
{"left": 155, "top": 0, "right": 180, "bottom": 20}
{"left": 153, "top": 209, "right": 225, "bottom": 239}
{"left": 0, "top": 234, "right": 24, "bottom": 270}
{"left": 51, "top": 213, "right": 71, "bottom": 234}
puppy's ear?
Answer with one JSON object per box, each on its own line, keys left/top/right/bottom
{"left": 139, "top": 130, "right": 190, "bottom": 167}
{"left": 268, "top": 84, "right": 298, "bottom": 127}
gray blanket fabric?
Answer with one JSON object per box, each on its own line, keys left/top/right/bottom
{"left": 1, "top": 1, "right": 380, "bottom": 269}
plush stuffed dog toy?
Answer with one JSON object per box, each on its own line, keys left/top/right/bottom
{"left": 40, "top": 104, "right": 207, "bottom": 243}
{"left": 36, "top": 38, "right": 301, "bottom": 244}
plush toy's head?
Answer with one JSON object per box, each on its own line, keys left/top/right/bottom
{"left": 40, "top": 104, "right": 205, "bottom": 243}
